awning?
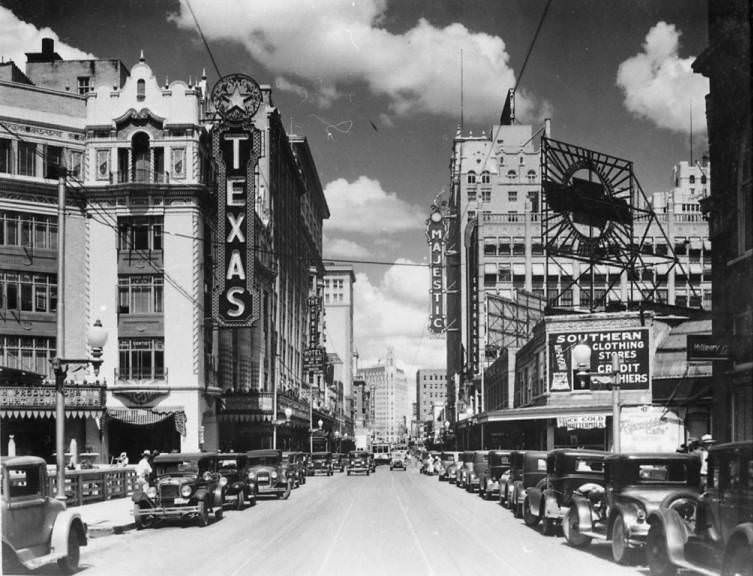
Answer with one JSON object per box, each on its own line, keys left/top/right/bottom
{"left": 484, "top": 263, "right": 497, "bottom": 274}
{"left": 532, "top": 264, "right": 545, "bottom": 277}
{"left": 690, "top": 263, "right": 703, "bottom": 275}
{"left": 703, "top": 240, "right": 711, "bottom": 251}
{"left": 690, "top": 238, "right": 702, "bottom": 250}
{"left": 107, "top": 406, "right": 186, "bottom": 436}
{"left": 0, "top": 408, "right": 102, "bottom": 419}
{"left": 513, "top": 264, "right": 526, "bottom": 276}
{"left": 480, "top": 404, "right": 613, "bottom": 424}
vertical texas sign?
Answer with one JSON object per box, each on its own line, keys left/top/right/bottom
{"left": 211, "top": 73, "right": 262, "bottom": 326}
{"left": 426, "top": 206, "right": 446, "bottom": 333}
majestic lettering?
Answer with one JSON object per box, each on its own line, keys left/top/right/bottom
{"left": 426, "top": 209, "right": 446, "bottom": 333}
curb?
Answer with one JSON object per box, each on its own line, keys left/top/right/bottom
{"left": 88, "top": 522, "right": 135, "bottom": 538}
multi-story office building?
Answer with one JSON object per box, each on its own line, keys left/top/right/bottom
{"left": 323, "top": 264, "right": 356, "bottom": 435}
{"left": 693, "top": 0, "right": 752, "bottom": 441}
{"left": 357, "top": 348, "right": 409, "bottom": 444}
{"left": 0, "top": 39, "right": 330, "bottom": 461}
{"left": 445, "top": 109, "right": 713, "bottom": 418}
{"left": 416, "top": 368, "right": 447, "bottom": 424}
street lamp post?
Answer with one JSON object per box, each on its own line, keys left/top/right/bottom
{"left": 272, "top": 406, "right": 293, "bottom": 450}
{"left": 572, "top": 344, "right": 621, "bottom": 453}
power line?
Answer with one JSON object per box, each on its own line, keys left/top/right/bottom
{"left": 184, "top": 0, "right": 222, "bottom": 79}
{"left": 515, "top": 0, "right": 553, "bottom": 92}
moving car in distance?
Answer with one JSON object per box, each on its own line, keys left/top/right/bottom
{"left": 347, "top": 450, "right": 371, "bottom": 476}
{"left": 389, "top": 449, "right": 407, "bottom": 471}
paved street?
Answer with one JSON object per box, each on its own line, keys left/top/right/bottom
{"left": 64, "top": 465, "right": 659, "bottom": 576}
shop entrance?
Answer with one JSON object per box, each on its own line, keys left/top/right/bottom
{"left": 108, "top": 417, "right": 179, "bottom": 463}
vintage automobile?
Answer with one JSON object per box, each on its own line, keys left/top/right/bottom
{"left": 500, "top": 450, "right": 526, "bottom": 507}
{"left": 245, "top": 449, "right": 292, "bottom": 499}
{"left": 523, "top": 449, "right": 607, "bottom": 535}
{"left": 347, "top": 450, "right": 370, "bottom": 475}
{"left": 437, "top": 451, "right": 459, "bottom": 482}
{"left": 389, "top": 449, "right": 407, "bottom": 470}
{"left": 479, "top": 450, "right": 511, "bottom": 500}
{"left": 133, "top": 452, "right": 226, "bottom": 528}
{"left": 282, "top": 452, "right": 305, "bottom": 487}
{"left": 310, "top": 452, "right": 334, "bottom": 476}
{"left": 218, "top": 452, "right": 257, "bottom": 509}
{"left": 2, "top": 456, "right": 87, "bottom": 573}
{"left": 467, "top": 450, "right": 490, "bottom": 493}
{"left": 455, "top": 451, "right": 476, "bottom": 489}
{"left": 510, "top": 450, "right": 548, "bottom": 518}
{"left": 332, "top": 452, "right": 346, "bottom": 472}
{"left": 645, "top": 441, "right": 753, "bottom": 576}
{"left": 563, "top": 452, "right": 701, "bottom": 566}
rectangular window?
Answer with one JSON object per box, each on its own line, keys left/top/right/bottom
{"left": 467, "top": 189, "right": 476, "bottom": 203}
{"left": 675, "top": 237, "right": 687, "bottom": 256}
{"left": 483, "top": 238, "right": 497, "bottom": 256}
{"left": 96, "top": 149, "right": 110, "bottom": 180}
{"left": 118, "top": 276, "right": 163, "bottom": 314}
{"left": 17, "top": 142, "right": 36, "bottom": 176}
{"left": 508, "top": 191, "right": 518, "bottom": 203}
{"left": 45, "top": 146, "right": 63, "bottom": 179}
{"left": 77, "top": 76, "right": 90, "bottom": 95}
{"left": 0, "top": 335, "right": 55, "bottom": 379}
{"left": 0, "top": 138, "right": 11, "bottom": 173}
{"left": 118, "top": 217, "right": 164, "bottom": 252}
{"left": 119, "top": 338, "right": 164, "bottom": 380}
{"left": 481, "top": 189, "right": 491, "bottom": 203}
{"left": 513, "top": 236, "right": 525, "bottom": 256}
{"left": 498, "top": 265, "right": 511, "bottom": 283}
{"left": 68, "top": 150, "right": 82, "bottom": 179}
{"left": 171, "top": 148, "right": 186, "bottom": 179}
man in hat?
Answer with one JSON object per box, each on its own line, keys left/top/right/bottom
{"left": 135, "top": 449, "right": 153, "bottom": 490}
{"left": 697, "top": 434, "right": 714, "bottom": 488}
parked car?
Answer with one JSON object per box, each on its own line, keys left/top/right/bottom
{"left": 390, "top": 450, "right": 407, "bottom": 470}
{"left": 133, "top": 452, "right": 225, "bottom": 528}
{"left": 645, "top": 441, "right": 753, "bottom": 576}
{"left": 332, "top": 452, "right": 346, "bottom": 472}
{"left": 245, "top": 449, "right": 292, "bottom": 499}
{"left": 2, "top": 455, "right": 87, "bottom": 573}
{"left": 523, "top": 449, "right": 607, "bottom": 535}
{"left": 500, "top": 450, "right": 525, "bottom": 508}
{"left": 480, "top": 450, "right": 511, "bottom": 500}
{"left": 563, "top": 452, "right": 701, "bottom": 566}
{"left": 466, "top": 450, "right": 489, "bottom": 493}
{"left": 218, "top": 452, "right": 257, "bottom": 509}
{"left": 310, "top": 452, "right": 334, "bottom": 476}
{"left": 455, "top": 451, "right": 476, "bottom": 489}
{"left": 510, "top": 451, "right": 548, "bottom": 518}
{"left": 347, "top": 450, "right": 370, "bottom": 475}
{"left": 437, "top": 451, "right": 459, "bottom": 482}
{"left": 282, "top": 451, "right": 305, "bottom": 487}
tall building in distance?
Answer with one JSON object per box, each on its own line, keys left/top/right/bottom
{"left": 357, "top": 348, "right": 409, "bottom": 444}
{"left": 416, "top": 368, "right": 447, "bottom": 442}
{"left": 693, "top": 0, "right": 752, "bottom": 441}
{"left": 445, "top": 101, "right": 712, "bottom": 417}
{"left": 322, "top": 264, "right": 356, "bottom": 425}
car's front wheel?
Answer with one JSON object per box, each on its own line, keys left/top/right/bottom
{"left": 562, "top": 505, "right": 591, "bottom": 548}
{"left": 197, "top": 500, "right": 210, "bottom": 527}
{"left": 611, "top": 513, "right": 638, "bottom": 565}
{"left": 57, "top": 526, "right": 81, "bottom": 573}
{"left": 523, "top": 497, "right": 540, "bottom": 527}
{"left": 280, "top": 483, "right": 291, "bottom": 500}
{"left": 646, "top": 522, "right": 677, "bottom": 576}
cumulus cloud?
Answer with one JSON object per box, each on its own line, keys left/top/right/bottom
{"left": 323, "top": 235, "right": 370, "bottom": 259}
{"left": 169, "top": 0, "right": 539, "bottom": 122}
{"left": 617, "top": 21, "right": 708, "bottom": 134}
{"left": 323, "top": 176, "right": 424, "bottom": 234}
{"left": 353, "top": 268, "right": 445, "bottom": 386}
{"left": 0, "top": 6, "right": 95, "bottom": 66}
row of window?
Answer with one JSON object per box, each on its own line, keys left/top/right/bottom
{"left": 467, "top": 169, "right": 538, "bottom": 184}
{"left": 0, "top": 211, "right": 58, "bottom": 249}
{"left": 0, "top": 272, "right": 57, "bottom": 313}
{"left": 0, "top": 335, "right": 165, "bottom": 381}
{"left": 0, "top": 139, "right": 82, "bottom": 179}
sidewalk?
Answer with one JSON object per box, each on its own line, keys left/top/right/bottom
{"left": 72, "top": 496, "right": 135, "bottom": 538}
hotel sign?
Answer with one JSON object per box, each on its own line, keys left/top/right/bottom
{"left": 211, "top": 74, "right": 262, "bottom": 327}
{"left": 426, "top": 208, "right": 446, "bottom": 333}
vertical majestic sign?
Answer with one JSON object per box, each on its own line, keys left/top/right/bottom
{"left": 210, "top": 73, "right": 263, "bottom": 327}
{"left": 426, "top": 208, "right": 446, "bottom": 333}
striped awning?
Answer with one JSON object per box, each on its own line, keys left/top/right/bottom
{"left": 0, "top": 408, "right": 102, "bottom": 419}
{"left": 107, "top": 406, "right": 186, "bottom": 436}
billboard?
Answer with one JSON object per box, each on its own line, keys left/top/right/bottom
{"left": 548, "top": 328, "right": 650, "bottom": 392}
{"left": 210, "top": 73, "right": 263, "bottom": 327}
{"left": 426, "top": 207, "right": 446, "bottom": 333}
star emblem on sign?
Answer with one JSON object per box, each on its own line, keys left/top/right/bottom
{"left": 210, "top": 73, "right": 262, "bottom": 123}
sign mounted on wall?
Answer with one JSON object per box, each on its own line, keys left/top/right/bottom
{"left": 426, "top": 207, "right": 446, "bottom": 333}
{"left": 210, "top": 73, "right": 262, "bottom": 327}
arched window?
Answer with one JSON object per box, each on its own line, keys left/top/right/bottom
{"left": 467, "top": 171, "right": 477, "bottom": 184}
{"left": 527, "top": 170, "right": 536, "bottom": 183}
{"left": 689, "top": 174, "right": 696, "bottom": 184}
{"left": 132, "top": 132, "right": 150, "bottom": 182}
{"left": 480, "top": 171, "right": 490, "bottom": 184}
{"left": 507, "top": 169, "right": 517, "bottom": 180}
{"left": 137, "top": 79, "right": 146, "bottom": 101}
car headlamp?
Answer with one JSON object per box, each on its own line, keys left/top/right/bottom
{"left": 203, "top": 471, "right": 213, "bottom": 481}
{"left": 180, "top": 484, "right": 192, "bottom": 498}
{"left": 248, "top": 471, "right": 256, "bottom": 480}
{"left": 271, "top": 471, "right": 278, "bottom": 479}
{"left": 146, "top": 486, "right": 157, "bottom": 498}
{"left": 219, "top": 476, "right": 228, "bottom": 487}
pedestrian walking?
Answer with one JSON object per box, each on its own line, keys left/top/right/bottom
{"left": 135, "top": 449, "right": 152, "bottom": 490}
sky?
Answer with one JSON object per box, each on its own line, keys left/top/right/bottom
{"left": 0, "top": 0, "right": 709, "bottom": 394}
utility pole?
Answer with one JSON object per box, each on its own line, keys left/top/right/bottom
{"left": 54, "top": 175, "right": 67, "bottom": 501}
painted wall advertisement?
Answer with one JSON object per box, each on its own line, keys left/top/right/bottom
{"left": 549, "top": 328, "right": 650, "bottom": 392}
{"left": 619, "top": 406, "right": 684, "bottom": 453}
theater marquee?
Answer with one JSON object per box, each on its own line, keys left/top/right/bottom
{"left": 210, "top": 73, "right": 263, "bottom": 327}
{"left": 426, "top": 207, "right": 446, "bottom": 333}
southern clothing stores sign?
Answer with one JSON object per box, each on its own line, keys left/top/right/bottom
{"left": 549, "top": 328, "right": 650, "bottom": 392}
{"left": 211, "top": 73, "right": 263, "bottom": 327}
{"left": 426, "top": 208, "right": 446, "bottom": 333}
